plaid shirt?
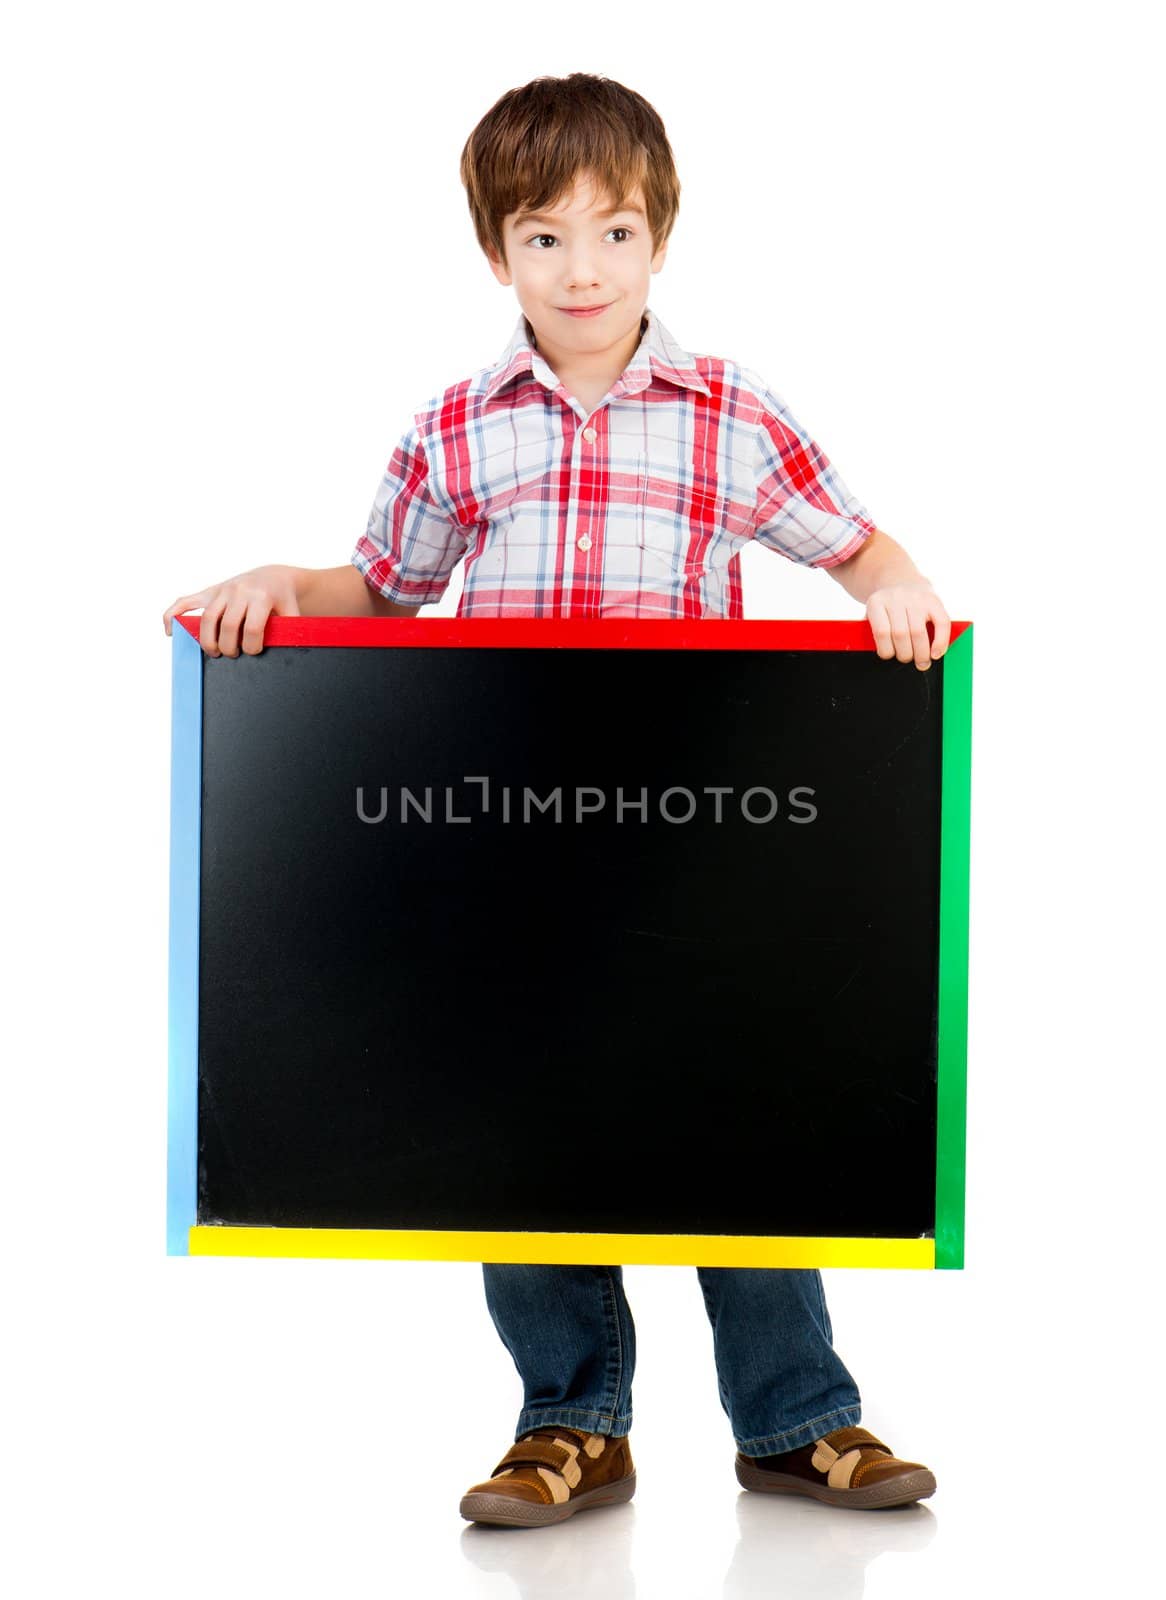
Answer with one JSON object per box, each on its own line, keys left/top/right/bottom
{"left": 352, "top": 307, "right": 876, "bottom": 619}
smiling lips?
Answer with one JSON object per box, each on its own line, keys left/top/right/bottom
{"left": 560, "top": 303, "right": 610, "bottom": 317}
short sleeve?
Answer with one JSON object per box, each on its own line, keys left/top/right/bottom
{"left": 351, "top": 422, "right": 469, "bottom": 605}
{"left": 741, "top": 368, "right": 877, "bottom": 569}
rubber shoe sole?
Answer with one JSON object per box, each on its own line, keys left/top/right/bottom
{"left": 735, "top": 1454, "right": 935, "bottom": 1508}
{"left": 460, "top": 1470, "right": 637, "bottom": 1527}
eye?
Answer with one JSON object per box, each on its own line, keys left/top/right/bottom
{"left": 525, "top": 227, "right": 635, "bottom": 249}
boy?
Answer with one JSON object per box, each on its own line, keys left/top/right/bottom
{"left": 163, "top": 73, "right": 951, "bottom": 1526}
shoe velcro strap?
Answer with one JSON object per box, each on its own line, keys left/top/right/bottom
{"left": 809, "top": 1427, "right": 889, "bottom": 1472}
{"left": 815, "top": 1433, "right": 889, "bottom": 1459}
{"left": 492, "top": 1438, "right": 575, "bottom": 1476}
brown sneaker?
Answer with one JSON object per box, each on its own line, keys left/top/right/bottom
{"left": 735, "top": 1425, "right": 936, "bottom": 1508}
{"left": 459, "top": 1425, "right": 636, "bottom": 1527}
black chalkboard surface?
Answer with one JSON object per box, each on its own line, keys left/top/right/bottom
{"left": 167, "top": 617, "right": 972, "bottom": 1268}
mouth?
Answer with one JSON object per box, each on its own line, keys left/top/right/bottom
{"left": 558, "top": 303, "right": 611, "bottom": 318}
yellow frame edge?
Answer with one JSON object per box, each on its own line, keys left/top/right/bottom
{"left": 188, "top": 1227, "right": 934, "bottom": 1269}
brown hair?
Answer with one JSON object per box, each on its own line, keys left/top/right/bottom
{"left": 459, "top": 73, "right": 681, "bottom": 268}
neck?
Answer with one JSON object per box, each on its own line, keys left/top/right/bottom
{"left": 526, "top": 312, "right": 649, "bottom": 404}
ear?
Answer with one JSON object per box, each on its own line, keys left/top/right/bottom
{"left": 486, "top": 247, "right": 512, "bottom": 288}
{"left": 650, "top": 238, "right": 668, "bottom": 274}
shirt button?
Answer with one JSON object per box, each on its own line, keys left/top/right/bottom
{"left": 577, "top": 535, "right": 593, "bottom": 551}
{"left": 582, "top": 427, "right": 597, "bottom": 442}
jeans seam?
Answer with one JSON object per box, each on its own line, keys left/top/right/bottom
{"left": 602, "top": 1267, "right": 626, "bottom": 1418}
{"left": 517, "top": 1405, "right": 629, "bottom": 1429}
{"left": 735, "top": 1402, "right": 862, "bottom": 1456}
{"left": 815, "top": 1270, "right": 833, "bottom": 1345}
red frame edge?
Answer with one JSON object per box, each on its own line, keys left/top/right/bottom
{"left": 178, "top": 616, "right": 971, "bottom": 651}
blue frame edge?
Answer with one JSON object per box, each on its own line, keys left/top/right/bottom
{"left": 167, "top": 626, "right": 202, "bottom": 1254}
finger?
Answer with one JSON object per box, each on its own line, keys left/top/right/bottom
{"left": 907, "top": 604, "right": 932, "bottom": 671}
{"left": 241, "top": 598, "right": 274, "bottom": 655}
{"left": 199, "top": 594, "right": 229, "bottom": 657}
{"left": 888, "top": 606, "right": 914, "bottom": 663}
{"left": 216, "top": 598, "right": 249, "bottom": 658}
{"left": 162, "top": 592, "right": 210, "bottom": 634}
{"left": 867, "top": 598, "right": 894, "bottom": 659}
{"left": 929, "top": 606, "right": 952, "bottom": 661}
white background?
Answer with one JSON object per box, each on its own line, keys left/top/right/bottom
{"left": 4, "top": 1, "right": 1163, "bottom": 1594}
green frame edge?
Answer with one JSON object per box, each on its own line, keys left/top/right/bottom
{"left": 935, "top": 626, "right": 972, "bottom": 1268}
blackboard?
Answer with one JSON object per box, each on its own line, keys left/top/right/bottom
{"left": 167, "top": 617, "right": 971, "bottom": 1268}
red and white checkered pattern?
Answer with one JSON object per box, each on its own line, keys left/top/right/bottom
{"left": 352, "top": 307, "right": 876, "bottom": 619}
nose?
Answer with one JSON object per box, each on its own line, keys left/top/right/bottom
{"left": 564, "top": 246, "right": 602, "bottom": 289}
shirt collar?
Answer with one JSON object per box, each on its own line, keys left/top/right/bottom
{"left": 483, "top": 304, "right": 712, "bottom": 405}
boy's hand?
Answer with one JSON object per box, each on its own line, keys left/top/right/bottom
{"left": 162, "top": 564, "right": 302, "bottom": 657}
{"left": 866, "top": 582, "right": 951, "bottom": 672}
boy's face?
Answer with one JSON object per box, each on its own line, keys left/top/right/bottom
{"left": 487, "top": 170, "right": 667, "bottom": 362}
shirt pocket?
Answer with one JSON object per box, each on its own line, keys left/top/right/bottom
{"left": 636, "top": 455, "right": 728, "bottom": 579}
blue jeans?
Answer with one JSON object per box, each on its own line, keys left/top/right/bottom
{"left": 482, "top": 1264, "right": 862, "bottom": 1455}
